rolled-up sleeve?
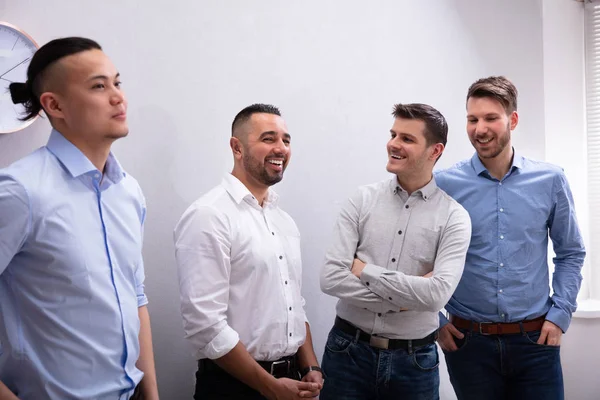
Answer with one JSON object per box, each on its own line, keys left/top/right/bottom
{"left": 0, "top": 175, "right": 30, "bottom": 275}
{"left": 174, "top": 204, "right": 239, "bottom": 360}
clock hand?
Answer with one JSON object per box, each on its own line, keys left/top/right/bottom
{"left": 0, "top": 57, "right": 31, "bottom": 79}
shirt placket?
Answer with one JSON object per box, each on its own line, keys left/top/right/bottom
{"left": 91, "top": 172, "right": 133, "bottom": 388}
{"left": 497, "top": 180, "right": 507, "bottom": 321}
{"left": 262, "top": 207, "right": 295, "bottom": 351}
{"left": 373, "top": 190, "right": 412, "bottom": 333}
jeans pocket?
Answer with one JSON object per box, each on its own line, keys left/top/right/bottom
{"left": 525, "top": 330, "right": 561, "bottom": 348}
{"left": 442, "top": 329, "right": 471, "bottom": 355}
{"left": 412, "top": 343, "right": 440, "bottom": 371}
{"left": 325, "top": 328, "right": 355, "bottom": 354}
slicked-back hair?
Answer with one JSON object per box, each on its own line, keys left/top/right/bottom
{"left": 9, "top": 37, "right": 102, "bottom": 121}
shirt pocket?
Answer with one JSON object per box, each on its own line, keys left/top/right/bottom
{"left": 406, "top": 227, "right": 440, "bottom": 265}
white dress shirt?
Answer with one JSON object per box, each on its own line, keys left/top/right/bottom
{"left": 174, "top": 174, "right": 307, "bottom": 361}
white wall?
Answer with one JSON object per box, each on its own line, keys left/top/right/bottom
{"left": 0, "top": 1, "right": 563, "bottom": 399}
{"left": 542, "top": 2, "right": 600, "bottom": 400}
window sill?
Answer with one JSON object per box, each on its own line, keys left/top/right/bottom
{"left": 573, "top": 299, "right": 600, "bottom": 319}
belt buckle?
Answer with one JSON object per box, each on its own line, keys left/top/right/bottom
{"left": 478, "top": 322, "right": 493, "bottom": 335}
{"left": 369, "top": 336, "right": 389, "bottom": 349}
{"left": 270, "top": 359, "right": 289, "bottom": 376}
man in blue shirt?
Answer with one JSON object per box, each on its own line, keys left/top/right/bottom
{"left": 0, "top": 37, "right": 158, "bottom": 399}
{"left": 435, "top": 76, "right": 585, "bottom": 400}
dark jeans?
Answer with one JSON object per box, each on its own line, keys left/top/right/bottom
{"left": 131, "top": 385, "right": 143, "bottom": 400}
{"left": 444, "top": 328, "right": 563, "bottom": 400}
{"left": 194, "top": 359, "right": 300, "bottom": 400}
{"left": 320, "top": 326, "right": 440, "bottom": 400}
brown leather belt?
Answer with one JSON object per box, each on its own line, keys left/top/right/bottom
{"left": 450, "top": 314, "right": 545, "bottom": 335}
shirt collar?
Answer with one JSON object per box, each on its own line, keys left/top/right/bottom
{"left": 222, "top": 173, "right": 279, "bottom": 207}
{"left": 470, "top": 147, "right": 523, "bottom": 177}
{"left": 389, "top": 176, "right": 437, "bottom": 201}
{"left": 46, "top": 129, "right": 125, "bottom": 183}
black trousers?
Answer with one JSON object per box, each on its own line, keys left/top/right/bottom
{"left": 194, "top": 359, "right": 300, "bottom": 400}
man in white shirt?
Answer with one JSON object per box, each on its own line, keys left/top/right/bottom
{"left": 174, "top": 104, "right": 323, "bottom": 400}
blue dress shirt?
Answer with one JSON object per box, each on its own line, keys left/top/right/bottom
{"left": 0, "top": 130, "right": 148, "bottom": 399}
{"left": 435, "top": 151, "right": 585, "bottom": 332}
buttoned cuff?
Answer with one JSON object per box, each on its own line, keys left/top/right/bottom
{"left": 545, "top": 306, "right": 570, "bottom": 333}
{"left": 359, "top": 263, "right": 386, "bottom": 295}
{"left": 201, "top": 325, "right": 240, "bottom": 360}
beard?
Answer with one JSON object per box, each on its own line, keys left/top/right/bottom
{"left": 476, "top": 122, "right": 511, "bottom": 159}
{"left": 242, "top": 151, "right": 284, "bottom": 187}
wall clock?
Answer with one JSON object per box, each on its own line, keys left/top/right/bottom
{"left": 0, "top": 22, "right": 39, "bottom": 134}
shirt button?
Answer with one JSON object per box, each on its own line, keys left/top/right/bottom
{"left": 391, "top": 258, "right": 396, "bottom": 262}
{"left": 378, "top": 313, "right": 382, "bottom": 317}
{"left": 289, "top": 307, "right": 292, "bottom": 311}
{"left": 501, "top": 313, "right": 505, "bottom": 317}
{"left": 398, "top": 230, "right": 402, "bottom": 235}
{"left": 499, "top": 289, "right": 503, "bottom": 293}
{"left": 500, "top": 235, "right": 504, "bottom": 240}
{"left": 500, "top": 263, "right": 504, "bottom": 267}
{"left": 272, "top": 232, "right": 275, "bottom": 235}
{"left": 289, "top": 333, "right": 292, "bottom": 337}
{"left": 500, "top": 208, "right": 504, "bottom": 212}
{"left": 279, "top": 255, "right": 283, "bottom": 260}
{"left": 405, "top": 205, "right": 409, "bottom": 209}
{"left": 366, "top": 282, "right": 370, "bottom": 286}
{"left": 388, "top": 297, "right": 392, "bottom": 300}
{"left": 285, "top": 281, "right": 288, "bottom": 285}
{"left": 499, "top": 182, "right": 503, "bottom": 186}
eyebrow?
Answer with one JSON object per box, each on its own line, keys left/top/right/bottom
{"left": 467, "top": 112, "right": 500, "bottom": 118}
{"left": 259, "top": 131, "right": 292, "bottom": 140}
{"left": 390, "top": 129, "right": 417, "bottom": 139}
{"left": 86, "top": 72, "right": 120, "bottom": 82}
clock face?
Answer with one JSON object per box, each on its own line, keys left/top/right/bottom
{"left": 0, "top": 22, "right": 38, "bottom": 134}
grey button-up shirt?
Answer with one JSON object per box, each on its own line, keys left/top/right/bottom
{"left": 320, "top": 177, "right": 471, "bottom": 339}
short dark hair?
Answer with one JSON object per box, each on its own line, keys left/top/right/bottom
{"left": 9, "top": 37, "right": 102, "bottom": 121}
{"left": 391, "top": 103, "right": 448, "bottom": 148}
{"left": 231, "top": 103, "right": 281, "bottom": 137}
{"left": 467, "top": 76, "right": 518, "bottom": 114}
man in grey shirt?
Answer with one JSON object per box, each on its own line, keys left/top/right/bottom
{"left": 320, "top": 103, "right": 471, "bottom": 400}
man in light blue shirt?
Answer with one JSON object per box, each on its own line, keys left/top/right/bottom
{"left": 0, "top": 37, "right": 158, "bottom": 399}
{"left": 435, "top": 76, "right": 585, "bottom": 400}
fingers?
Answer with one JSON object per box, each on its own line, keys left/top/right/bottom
{"left": 296, "top": 382, "right": 319, "bottom": 391}
{"left": 438, "top": 326, "right": 459, "bottom": 352}
{"left": 298, "top": 390, "right": 320, "bottom": 398}
{"left": 537, "top": 328, "right": 549, "bottom": 345}
{"left": 447, "top": 323, "right": 464, "bottom": 339}
{"left": 423, "top": 271, "right": 433, "bottom": 278}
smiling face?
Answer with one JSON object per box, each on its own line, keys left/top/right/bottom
{"left": 466, "top": 96, "right": 517, "bottom": 160}
{"left": 386, "top": 117, "right": 440, "bottom": 182}
{"left": 236, "top": 112, "right": 291, "bottom": 188}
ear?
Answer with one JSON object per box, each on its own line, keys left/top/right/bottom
{"left": 509, "top": 111, "right": 519, "bottom": 130}
{"left": 230, "top": 137, "right": 243, "bottom": 160}
{"left": 430, "top": 143, "right": 445, "bottom": 162}
{"left": 39, "top": 92, "right": 65, "bottom": 120}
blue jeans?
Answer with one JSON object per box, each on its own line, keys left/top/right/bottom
{"left": 320, "top": 326, "right": 439, "bottom": 400}
{"left": 444, "top": 328, "right": 563, "bottom": 400}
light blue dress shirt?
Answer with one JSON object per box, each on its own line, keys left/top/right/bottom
{"left": 0, "top": 130, "right": 148, "bottom": 399}
{"left": 435, "top": 151, "right": 585, "bottom": 332}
